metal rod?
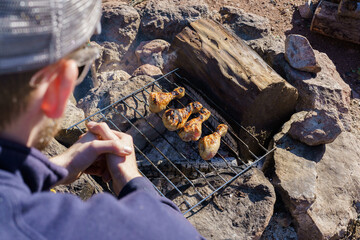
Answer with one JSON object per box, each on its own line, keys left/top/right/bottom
{"left": 67, "top": 69, "right": 180, "bottom": 131}
{"left": 123, "top": 95, "right": 217, "bottom": 191}
{"left": 138, "top": 169, "right": 165, "bottom": 197}
{"left": 112, "top": 106, "right": 206, "bottom": 200}
{"left": 66, "top": 69, "right": 275, "bottom": 214}
{"left": 138, "top": 88, "right": 229, "bottom": 184}
{"left": 183, "top": 147, "right": 276, "bottom": 216}
{"left": 173, "top": 72, "right": 268, "bottom": 153}
{"left": 97, "top": 112, "right": 193, "bottom": 208}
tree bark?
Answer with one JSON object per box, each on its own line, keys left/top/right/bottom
{"left": 311, "top": 0, "right": 360, "bottom": 45}
{"left": 338, "top": 0, "right": 360, "bottom": 19}
{"left": 170, "top": 19, "right": 298, "bottom": 148}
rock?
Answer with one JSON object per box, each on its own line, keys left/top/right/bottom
{"left": 132, "top": 64, "right": 163, "bottom": 77}
{"left": 77, "top": 75, "right": 155, "bottom": 130}
{"left": 288, "top": 110, "right": 342, "bottom": 146}
{"left": 244, "top": 33, "right": 351, "bottom": 132}
{"left": 283, "top": 50, "right": 351, "bottom": 130}
{"left": 91, "top": 3, "right": 140, "bottom": 74}
{"left": 55, "top": 101, "right": 86, "bottom": 147}
{"left": 53, "top": 174, "right": 106, "bottom": 201}
{"left": 97, "top": 70, "right": 131, "bottom": 85}
{"left": 298, "top": 0, "right": 314, "bottom": 19}
{"left": 246, "top": 35, "right": 286, "bottom": 76}
{"left": 219, "top": 6, "right": 270, "bottom": 40}
{"left": 268, "top": 119, "right": 360, "bottom": 239}
{"left": 285, "top": 34, "right": 321, "bottom": 73}
{"left": 171, "top": 169, "right": 275, "bottom": 240}
{"left": 93, "top": 3, "right": 140, "bottom": 52}
{"left": 140, "top": 0, "right": 209, "bottom": 41}
{"left": 90, "top": 41, "right": 125, "bottom": 76}
{"left": 260, "top": 212, "right": 298, "bottom": 240}
{"left": 43, "top": 140, "right": 106, "bottom": 202}
{"left": 42, "top": 138, "right": 67, "bottom": 158}
{"left": 135, "top": 39, "right": 171, "bottom": 70}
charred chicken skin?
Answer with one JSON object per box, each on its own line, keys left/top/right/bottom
{"left": 198, "top": 124, "right": 228, "bottom": 160}
{"left": 178, "top": 108, "right": 211, "bottom": 142}
{"left": 148, "top": 87, "right": 185, "bottom": 113}
{"left": 162, "top": 102, "right": 203, "bottom": 131}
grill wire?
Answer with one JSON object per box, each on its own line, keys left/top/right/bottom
{"left": 67, "top": 69, "right": 275, "bottom": 216}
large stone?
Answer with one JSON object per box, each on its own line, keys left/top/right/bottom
{"left": 285, "top": 34, "right": 321, "bottom": 73}
{"left": 219, "top": 6, "right": 270, "bottom": 41}
{"left": 91, "top": 41, "right": 124, "bottom": 74}
{"left": 246, "top": 36, "right": 286, "bottom": 76}
{"left": 42, "top": 138, "right": 67, "bottom": 158}
{"left": 55, "top": 101, "right": 86, "bottom": 147}
{"left": 244, "top": 32, "right": 351, "bottom": 132}
{"left": 140, "top": 0, "right": 209, "bottom": 41}
{"left": 171, "top": 169, "right": 276, "bottom": 240}
{"left": 91, "top": 3, "right": 140, "bottom": 74}
{"left": 53, "top": 174, "right": 106, "bottom": 201}
{"left": 268, "top": 118, "right": 360, "bottom": 239}
{"left": 132, "top": 64, "right": 163, "bottom": 77}
{"left": 77, "top": 75, "right": 155, "bottom": 131}
{"left": 260, "top": 211, "right": 298, "bottom": 240}
{"left": 92, "top": 3, "right": 140, "bottom": 51}
{"left": 298, "top": 0, "right": 314, "bottom": 19}
{"left": 42, "top": 139, "right": 106, "bottom": 201}
{"left": 135, "top": 39, "right": 171, "bottom": 70}
{"left": 283, "top": 50, "right": 352, "bottom": 130}
{"left": 288, "top": 110, "right": 342, "bottom": 146}
{"left": 97, "top": 70, "right": 131, "bottom": 85}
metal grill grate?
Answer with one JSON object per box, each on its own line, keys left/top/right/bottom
{"left": 67, "top": 69, "right": 275, "bottom": 216}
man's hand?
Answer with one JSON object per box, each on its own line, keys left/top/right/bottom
{"left": 50, "top": 126, "right": 133, "bottom": 185}
{"left": 86, "top": 122, "right": 142, "bottom": 195}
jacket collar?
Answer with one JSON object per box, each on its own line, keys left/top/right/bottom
{"left": 0, "top": 138, "right": 67, "bottom": 193}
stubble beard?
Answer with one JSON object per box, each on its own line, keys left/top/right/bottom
{"left": 34, "top": 118, "right": 59, "bottom": 150}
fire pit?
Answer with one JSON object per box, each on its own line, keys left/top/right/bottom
{"left": 67, "top": 69, "right": 275, "bottom": 215}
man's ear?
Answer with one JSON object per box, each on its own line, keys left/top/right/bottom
{"left": 41, "top": 60, "right": 78, "bottom": 119}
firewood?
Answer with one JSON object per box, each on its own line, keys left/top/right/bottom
{"left": 170, "top": 19, "right": 298, "bottom": 148}
{"left": 310, "top": 0, "right": 360, "bottom": 44}
{"left": 338, "top": 0, "right": 360, "bottom": 19}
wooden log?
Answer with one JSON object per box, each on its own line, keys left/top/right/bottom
{"left": 311, "top": 0, "right": 360, "bottom": 44}
{"left": 170, "top": 19, "right": 298, "bottom": 147}
{"left": 338, "top": 0, "right": 360, "bottom": 19}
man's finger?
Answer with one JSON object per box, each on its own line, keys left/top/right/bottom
{"left": 86, "top": 122, "right": 118, "bottom": 141}
{"left": 88, "top": 139, "right": 132, "bottom": 156}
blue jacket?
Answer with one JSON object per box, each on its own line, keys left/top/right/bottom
{"left": 0, "top": 138, "right": 204, "bottom": 240}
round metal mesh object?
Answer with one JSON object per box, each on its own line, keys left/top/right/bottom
{"left": 0, "top": 0, "right": 102, "bottom": 75}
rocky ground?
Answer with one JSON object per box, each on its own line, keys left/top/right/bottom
{"left": 46, "top": 0, "right": 360, "bottom": 239}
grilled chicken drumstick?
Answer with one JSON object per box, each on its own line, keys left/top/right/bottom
{"left": 199, "top": 124, "right": 228, "bottom": 160}
{"left": 162, "top": 102, "right": 203, "bottom": 131}
{"left": 148, "top": 87, "right": 185, "bottom": 113}
{"left": 178, "top": 108, "right": 211, "bottom": 142}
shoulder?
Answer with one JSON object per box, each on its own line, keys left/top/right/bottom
{"left": 10, "top": 189, "right": 203, "bottom": 240}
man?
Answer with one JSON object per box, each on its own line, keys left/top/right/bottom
{"left": 0, "top": 0, "right": 204, "bottom": 239}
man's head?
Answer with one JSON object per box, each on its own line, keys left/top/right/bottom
{"left": 0, "top": 0, "right": 102, "bottom": 147}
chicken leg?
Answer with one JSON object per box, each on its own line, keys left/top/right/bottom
{"left": 148, "top": 87, "right": 185, "bottom": 113}
{"left": 162, "top": 102, "right": 202, "bottom": 131}
{"left": 178, "top": 108, "right": 211, "bottom": 142}
{"left": 198, "top": 124, "right": 228, "bottom": 160}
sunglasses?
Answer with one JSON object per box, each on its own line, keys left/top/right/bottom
{"left": 29, "top": 43, "right": 100, "bottom": 87}
{"left": 66, "top": 43, "right": 100, "bottom": 86}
